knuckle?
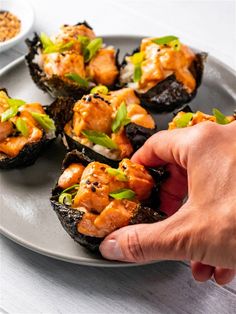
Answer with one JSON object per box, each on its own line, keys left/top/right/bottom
{"left": 122, "top": 227, "right": 145, "bottom": 262}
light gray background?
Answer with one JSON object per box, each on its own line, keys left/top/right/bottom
{"left": 1, "top": 0, "right": 236, "bottom": 313}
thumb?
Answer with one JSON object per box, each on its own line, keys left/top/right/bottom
{"left": 99, "top": 205, "right": 192, "bottom": 263}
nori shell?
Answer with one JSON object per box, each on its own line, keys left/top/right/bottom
{"left": 120, "top": 50, "right": 207, "bottom": 112}
{"left": 50, "top": 150, "right": 167, "bottom": 251}
{"left": 48, "top": 95, "right": 157, "bottom": 166}
{"left": 25, "top": 22, "right": 120, "bottom": 98}
{"left": 0, "top": 89, "right": 56, "bottom": 169}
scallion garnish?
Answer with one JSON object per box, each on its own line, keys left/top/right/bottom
{"left": 175, "top": 112, "right": 194, "bottom": 128}
{"left": 152, "top": 35, "right": 181, "bottom": 51}
{"left": 58, "top": 184, "right": 80, "bottom": 206}
{"left": 15, "top": 118, "right": 29, "bottom": 137}
{"left": 112, "top": 102, "right": 131, "bottom": 133}
{"left": 109, "top": 188, "right": 136, "bottom": 200}
{"left": 82, "top": 130, "right": 118, "bottom": 149}
{"left": 213, "top": 108, "right": 230, "bottom": 125}
{"left": 90, "top": 85, "right": 109, "bottom": 95}
{"left": 31, "top": 112, "right": 56, "bottom": 132}
{"left": 40, "top": 32, "right": 74, "bottom": 54}
{"left": 130, "top": 52, "right": 145, "bottom": 82}
{"left": 84, "top": 37, "right": 103, "bottom": 62}
{"left": 65, "top": 73, "right": 89, "bottom": 88}
{"left": 1, "top": 98, "right": 26, "bottom": 122}
{"left": 106, "top": 168, "right": 128, "bottom": 181}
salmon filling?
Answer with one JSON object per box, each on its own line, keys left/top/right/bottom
{"left": 168, "top": 110, "right": 236, "bottom": 130}
{"left": 40, "top": 24, "right": 119, "bottom": 87}
{"left": 64, "top": 88, "right": 155, "bottom": 160}
{"left": 58, "top": 159, "right": 154, "bottom": 237}
{"left": 120, "top": 37, "right": 196, "bottom": 94}
{"left": 0, "top": 90, "right": 53, "bottom": 158}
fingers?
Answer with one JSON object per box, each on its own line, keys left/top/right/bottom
{"left": 191, "top": 261, "right": 214, "bottom": 282}
{"left": 191, "top": 262, "right": 235, "bottom": 285}
{"left": 131, "top": 128, "right": 191, "bottom": 168}
{"left": 213, "top": 267, "right": 236, "bottom": 285}
{"left": 100, "top": 207, "right": 191, "bottom": 262}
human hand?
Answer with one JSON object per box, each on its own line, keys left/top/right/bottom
{"left": 100, "top": 121, "right": 236, "bottom": 285}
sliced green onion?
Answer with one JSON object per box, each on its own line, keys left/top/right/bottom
{"left": 31, "top": 112, "right": 56, "bottom": 132}
{"left": 112, "top": 102, "right": 130, "bottom": 133}
{"left": 109, "top": 188, "right": 136, "bottom": 200}
{"left": 133, "top": 65, "right": 142, "bottom": 82}
{"left": 1, "top": 98, "right": 26, "bottom": 122}
{"left": 213, "top": 108, "right": 230, "bottom": 125}
{"left": 43, "top": 41, "right": 74, "bottom": 54}
{"left": 15, "top": 118, "right": 29, "bottom": 137}
{"left": 130, "top": 52, "right": 145, "bottom": 65}
{"left": 84, "top": 37, "right": 103, "bottom": 62}
{"left": 175, "top": 113, "right": 194, "bottom": 128}
{"left": 169, "top": 39, "right": 181, "bottom": 51}
{"left": 65, "top": 73, "right": 89, "bottom": 88}
{"left": 90, "top": 85, "right": 109, "bottom": 95}
{"left": 106, "top": 168, "right": 128, "bottom": 181}
{"left": 78, "top": 35, "right": 90, "bottom": 49}
{"left": 40, "top": 32, "right": 54, "bottom": 50}
{"left": 152, "top": 35, "right": 179, "bottom": 45}
{"left": 59, "top": 193, "right": 72, "bottom": 206}
{"left": 62, "top": 184, "right": 80, "bottom": 194}
{"left": 82, "top": 130, "right": 117, "bottom": 149}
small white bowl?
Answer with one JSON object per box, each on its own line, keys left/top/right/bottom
{"left": 0, "top": 0, "right": 34, "bottom": 53}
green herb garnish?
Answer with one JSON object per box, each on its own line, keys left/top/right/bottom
{"left": 77, "top": 35, "right": 90, "bottom": 49}
{"left": 152, "top": 35, "right": 179, "bottom": 45}
{"left": 106, "top": 168, "right": 128, "bottom": 181}
{"left": 15, "top": 118, "right": 29, "bottom": 137}
{"left": 84, "top": 37, "right": 103, "bottom": 62}
{"left": 31, "top": 112, "right": 56, "bottom": 132}
{"left": 59, "top": 193, "right": 73, "bottom": 206}
{"left": 175, "top": 112, "right": 194, "bottom": 128}
{"left": 213, "top": 108, "right": 230, "bottom": 125}
{"left": 90, "top": 85, "right": 109, "bottom": 95}
{"left": 109, "top": 188, "right": 136, "bottom": 200}
{"left": 82, "top": 130, "right": 117, "bottom": 149}
{"left": 130, "top": 52, "right": 145, "bottom": 82}
{"left": 58, "top": 184, "right": 80, "bottom": 206}
{"left": 112, "top": 102, "right": 131, "bottom": 133}
{"left": 1, "top": 98, "right": 26, "bottom": 122}
{"left": 65, "top": 73, "right": 89, "bottom": 88}
{"left": 40, "top": 32, "right": 74, "bottom": 54}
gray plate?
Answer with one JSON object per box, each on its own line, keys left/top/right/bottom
{"left": 0, "top": 36, "right": 236, "bottom": 267}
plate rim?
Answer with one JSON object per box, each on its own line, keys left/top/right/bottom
{"left": 1, "top": 35, "right": 236, "bottom": 267}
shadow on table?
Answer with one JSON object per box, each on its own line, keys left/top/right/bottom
{"left": 3, "top": 235, "right": 233, "bottom": 314}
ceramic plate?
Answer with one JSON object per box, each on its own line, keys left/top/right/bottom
{"left": 0, "top": 36, "right": 235, "bottom": 266}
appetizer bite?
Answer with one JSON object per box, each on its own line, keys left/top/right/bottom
{"left": 49, "top": 87, "right": 156, "bottom": 165}
{"left": 0, "top": 89, "right": 56, "bottom": 169}
{"left": 50, "top": 150, "right": 166, "bottom": 251}
{"left": 25, "top": 22, "right": 119, "bottom": 97}
{"left": 120, "top": 35, "right": 206, "bottom": 112}
{"left": 168, "top": 108, "right": 236, "bottom": 129}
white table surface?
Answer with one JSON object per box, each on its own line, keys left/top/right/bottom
{"left": 0, "top": 1, "right": 236, "bottom": 313}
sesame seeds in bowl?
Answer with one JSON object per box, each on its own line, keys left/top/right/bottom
{"left": 0, "top": 0, "right": 34, "bottom": 53}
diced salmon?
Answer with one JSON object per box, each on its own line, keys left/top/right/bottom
{"left": 73, "top": 161, "right": 126, "bottom": 213}
{"left": 58, "top": 163, "right": 85, "bottom": 189}
{"left": 0, "top": 121, "right": 13, "bottom": 142}
{"left": 112, "top": 129, "right": 133, "bottom": 159}
{"left": 57, "top": 24, "right": 96, "bottom": 42}
{"left": 108, "top": 88, "right": 140, "bottom": 110}
{"left": 127, "top": 104, "right": 155, "bottom": 129}
{"left": 0, "top": 91, "right": 9, "bottom": 114}
{"left": 42, "top": 53, "right": 86, "bottom": 79}
{"left": 19, "top": 103, "right": 45, "bottom": 115}
{"left": 119, "top": 159, "right": 154, "bottom": 201}
{"left": 65, "top": 95, "right": 113, "bottom": 137}
{"left": 77, "top": 212, "right": 106, "bottom": 237}
{"left": 86, "top": 47, "right": 118, "bottom": 86}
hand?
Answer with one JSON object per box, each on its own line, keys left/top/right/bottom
{"left": 100, "top": 121, "right": 236, "bottom": 285}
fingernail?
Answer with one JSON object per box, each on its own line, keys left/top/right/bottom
{"left": 100, "top": 239, "right": 124, "bottom": 260}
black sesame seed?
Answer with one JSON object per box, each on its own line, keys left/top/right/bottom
{"left": 91, "top": 186, "right": 96, "bottom": 192}
{"left": 86, "top": 96, "right": 92, "bottom": 102}
{"left": 16, "top": 112, "right": 20, "bottom": 116}
{"left": 93, "top": 181, "right": 99, "bottom": 186}
{"left": 122, "top": 165, "right": 127, "bottom": 169}
{"left": 86, "top": 179, "right": 91, "bottom": 184}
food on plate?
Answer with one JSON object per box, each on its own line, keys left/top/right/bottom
{"left": 168, "top": 108, "right": 236, "bottom": 129}
{"left": 49, "top": 87, "right": 156, "bottom": 165}
{"left": 0, "top": 89, "right": 56, "bottom": 169}
{"left": 50, "top": 150, "right": 167, "bottom": 251}
{"left": 25, "top": 22, "right": 119, "bottom": 97}
{"left": 120, "top": 35, "right": 206, "bottom": 112}
{"left": 0, "top": 10, "right": 21, "bottom": 42}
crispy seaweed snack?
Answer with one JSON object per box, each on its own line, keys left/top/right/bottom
{"left": 120, "top": 35, "right": 206, "bottom": 112}
{"left": 0, "top": 89, "right": 56, "bottom": 169}
{"left": 49, "top": 87, "right": 156, "bottom": 165}
{"left": 168, "top": 108, "right": 236, "bottom": 129}
{"left": 50, "top": 150, "right": 167, "bottom": 251}
{"left": 25, "top": 22, "right": 119, "bottom": 98}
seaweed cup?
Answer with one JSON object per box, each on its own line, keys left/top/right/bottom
{"left": 48, "top": 87, "right": 157, "bottom": 167}
{"left": 25, "top": 22, "right": 119, "bottom": 98}
{"left": 0, "top": 88, "right": 56, "bottom": 169}
{"left": 50, "top": 150, "right": 167, "bottom": 251}
{"left": 120, "top": 36, "right": 207, "bottom": 112}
